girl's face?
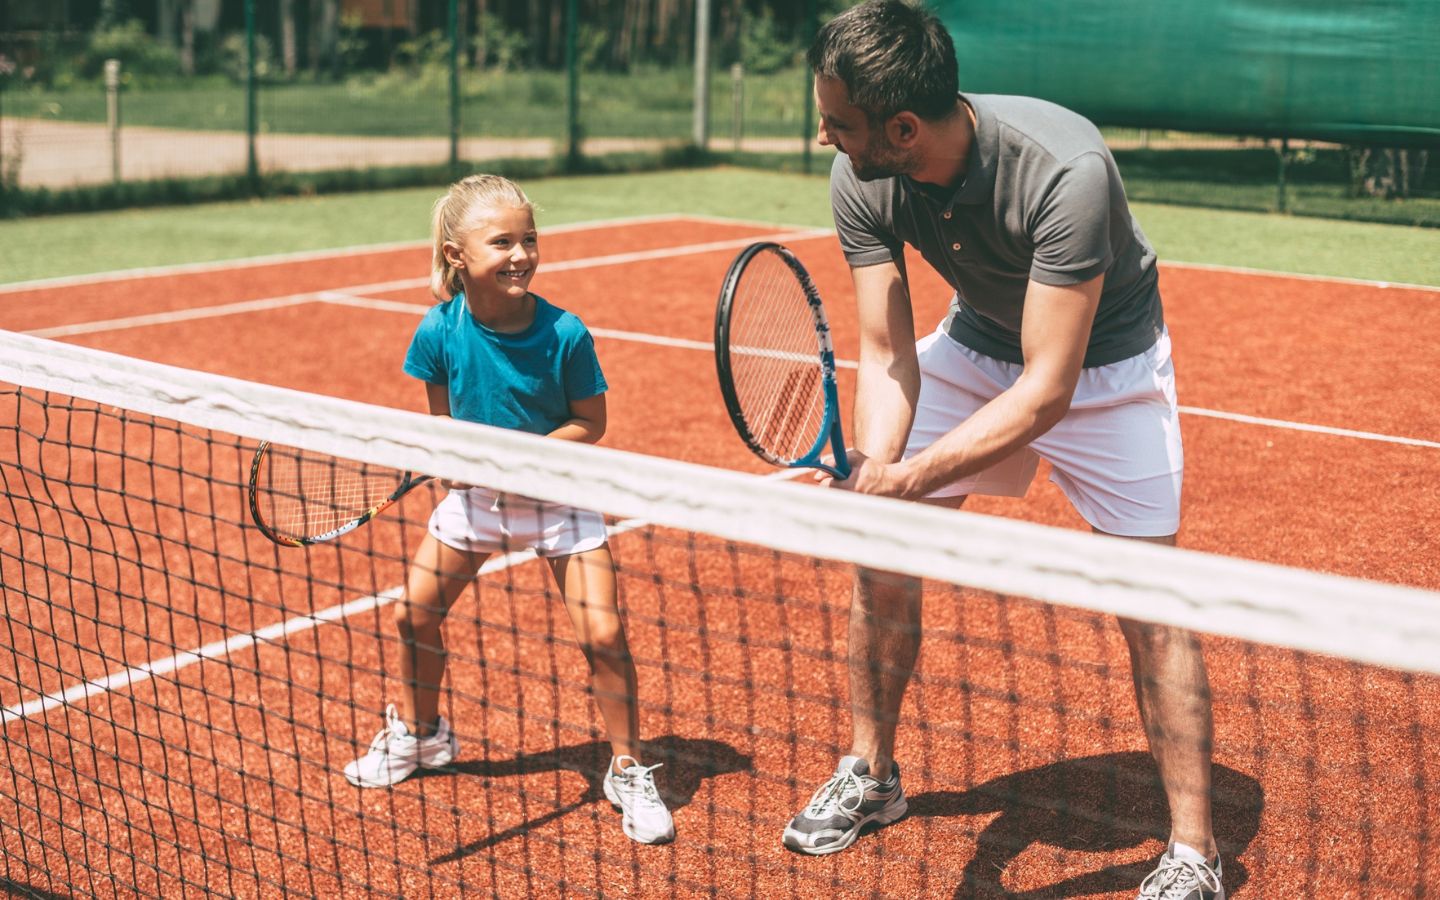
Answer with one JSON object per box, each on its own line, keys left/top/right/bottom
{"left": 444, "top": 205, "right": 539, "bottom": 304}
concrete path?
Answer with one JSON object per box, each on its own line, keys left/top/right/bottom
{"left": 3, "top": 118, "right": 811, "bottom": 188}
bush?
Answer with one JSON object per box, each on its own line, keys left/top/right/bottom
{"left": 218, "top": 32, "right": 280, "bottom": 84}
{"left": 472, "top": 14, "right": 530, "bottom": 71}
{"left": 81, "top": 20, "right": 182, "bottom": 83}
{"left": 742, "top": 12, "right": 802, "bottom": 75}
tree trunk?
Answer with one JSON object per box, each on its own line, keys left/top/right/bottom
{"left": 527, "top": 0, "right": 542, "bottom": 67}
{"left": 157, "top": 0, "right": 177, "bottom": 47}
{"left": 280, "top": 0, "right": 297, "bottom": 77}
{"left": 1349, "top": 147, "right": 1431, "bottom": 199}
{"left": 473, "top": 0, "right": 488, "bottom": 68}
{"left": 311, "top": 0, "right": 340, "bottom": 78}
{"left": 549, "top": 0, "right": 563, "bottom": 67}
{"left": 179, "top": 0, "right": 195, "bottom": 76}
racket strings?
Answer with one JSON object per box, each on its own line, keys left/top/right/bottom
{"left": 727, "top": 252, "right": 829, "bottom": 463}
{"left": 257, "top": 447, "right": 401, "bottom": 538}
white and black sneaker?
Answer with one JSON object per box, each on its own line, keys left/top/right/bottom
{"left": 1136, "top": 846, "right": 1225, "bottom": 900}
{"left": 782, "top": 755, "right": 908, "bottom": 855}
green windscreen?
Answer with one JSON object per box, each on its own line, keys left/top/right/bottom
{"left": 934, "top": 0, "right": 1440, "bottom": 146}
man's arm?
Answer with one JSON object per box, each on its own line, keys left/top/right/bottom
{"left": 849, "top": 260, "right": 920, "bottom": 465}
{"left": 842, "top": 273, "right": 1103, "bottom": 499}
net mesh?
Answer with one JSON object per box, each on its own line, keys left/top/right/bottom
{"left": 2, "top": 331, "right": 1438, "bottom": 898}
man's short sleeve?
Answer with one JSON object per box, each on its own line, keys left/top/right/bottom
{"left": 1029, "top": 151, "right": 1113, "bottom": 286}
{"left": 830, "top": 154, "right": 904, "bottom": 269}
{"left": 403, "top": 306, "right": 448, "bottom": 385}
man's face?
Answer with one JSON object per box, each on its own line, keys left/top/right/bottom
{"left": 813, "top": 75, "right": 911, "bottom": 181}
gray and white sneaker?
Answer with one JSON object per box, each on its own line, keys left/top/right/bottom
{"left": 782, "top": 755, "right": 908, "bottom": 855}
{"left": 343, "top": 704, "right": 459, "bottom": 788}
{"left": 603, "top": 755, "right": 675, "bottom": 844}
{"left": 1136, "top": 849, "right": 1225, "bottom": 900}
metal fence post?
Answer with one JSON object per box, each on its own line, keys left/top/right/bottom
{"left": 731, "top": 62, "right": 744, "bottom": 153}
{"left": 801, "top": 0, "right": 817, "bottom": 173}
{"left": 566, "top": 0, "right": 580, "bottom": 168}
{"left": 245, "top": 0, "right": 258, "bottom": 191}
{"left": 449, "top": 0, "right": 460, "bottom": 175}
{"left": 1277, "top": 137, "right": 1289, "bottom": 213}
{"left": 105, "top": 59, "right": 122, "bottom": 184}
{"left": 693, "top": 0, "right": 712, "bottom": 148}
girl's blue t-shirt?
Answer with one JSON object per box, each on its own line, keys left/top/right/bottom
{"left": 403, "top": 293, "right": 607, "bottom": 435}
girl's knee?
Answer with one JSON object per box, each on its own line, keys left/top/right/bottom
{"left": 394, "top": 598, "right": 446, "bottom": 638}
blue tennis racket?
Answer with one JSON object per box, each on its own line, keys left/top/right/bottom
{"left": 714, "top": 242, "right": 851, "bottom": 480}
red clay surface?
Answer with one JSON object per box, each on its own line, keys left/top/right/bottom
{"left": 1, "top": 217, "right": 1437, "bottom": 899}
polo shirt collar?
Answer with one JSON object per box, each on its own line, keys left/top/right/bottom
{"left": 903, "top": 93, "right": 997, "bottom": 208}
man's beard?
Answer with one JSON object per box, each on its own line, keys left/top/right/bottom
{"left": 848, "top": 137, "right": 911, "bottom": 181}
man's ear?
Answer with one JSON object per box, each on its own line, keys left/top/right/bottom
{"left": 887, "top": 111, "right": 922, "bottom": 148}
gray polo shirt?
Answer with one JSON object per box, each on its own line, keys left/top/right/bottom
{"left": 831, "top": 93, "right": 1163, "bottom": 368}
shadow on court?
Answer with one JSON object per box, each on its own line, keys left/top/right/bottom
{"left": 428, "top": 735, "right": 751, "bottom": 864}
{"left": 900, "top": 752, "right": 1263, "bottom": 898}
{"left": 0, "top": 878, "right": 74, "bottom": 900}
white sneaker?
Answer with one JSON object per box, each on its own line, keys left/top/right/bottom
{"left": 343, "top": 704, "right": 459, "bottom": 788}
{"left": 602, "top": 755, "right": 675, "bottom": 844}
{"left": 1136, "top": 848, "right": 1225, "bottom": 900}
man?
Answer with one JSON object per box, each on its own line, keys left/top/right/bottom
{"left": 781, "top": 3, "right": 1222, "bottom": 898}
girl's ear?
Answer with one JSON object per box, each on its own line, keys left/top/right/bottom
{"left": 442, "top": 239, "right": 464, "bottom": 268}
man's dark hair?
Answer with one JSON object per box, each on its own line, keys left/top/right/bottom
{"left": 807, "top": 0, "right": 959, "bottom": 123}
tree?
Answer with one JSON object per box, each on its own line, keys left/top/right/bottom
{"left": 280, "top": 0, "right": 298, "bottom": 77}
{"left": 1349, "top": 148, "right": 1430, "bottom": 200}
{"left": 311, "top": 0, "right": 340, "bottom": 78}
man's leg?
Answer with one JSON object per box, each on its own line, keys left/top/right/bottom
{"left": 1113, "top": 532, "right": 1217, "bottom": 859}
{"left": 782, "top": 497, "right": 962, "bottom": 855}
{"left": 848, "top": 565, "right": 924, "bottom": 780}
{"left": 851, "top": 493, "right": 963, "bottom": 777}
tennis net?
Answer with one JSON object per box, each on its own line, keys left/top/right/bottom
{"left": 2, "top": 330, "right": 1437, "bottom": 898}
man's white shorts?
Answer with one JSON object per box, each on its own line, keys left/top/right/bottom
{"left": 428, "top": 487, "right": 608, "bottom": 557}
{"left": 905, "top": 327, "right": 1184, "bottom": 537}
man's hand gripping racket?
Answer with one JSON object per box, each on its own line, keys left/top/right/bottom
{"left": 714, "top": 241, "right": 851, "bottom": 480}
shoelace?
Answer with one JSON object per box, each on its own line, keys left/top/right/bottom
{"left": 803, "top": 767, "right": 865, "bottom": 817}
{"left": 1138, "top": 856, "right": 1221, "bottom": 900}
{"left": 616, "top": 762, "right": 666, "bottom": 806}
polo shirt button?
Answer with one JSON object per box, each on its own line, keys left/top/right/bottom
{"left": 943, "top": 210, "right": 952, "bottom": 219}
{"left": 952, "top": 242, "right": 962, "bottom": 251}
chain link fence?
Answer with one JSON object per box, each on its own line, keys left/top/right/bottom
{"left": 1, "top": 1, "right": 1434, "bottom": 224}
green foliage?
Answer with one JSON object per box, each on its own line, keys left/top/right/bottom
{"left": 217, "top": 32, "right": 280, "bottom": 84}
{"left": 81, "top": 20, "right": 182, "bottom": 83}
{"left": 473, "top": 15, "right": 530, "bottom": 72}
{"left": 337, "top": 14, "right": 370, "bottom": 74}
{"left": 741, "top": 11, "right": 803, "bottom": 75}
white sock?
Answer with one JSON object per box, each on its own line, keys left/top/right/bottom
{"left": 1171, "top": 842, "right": 1214, "bottom": 866}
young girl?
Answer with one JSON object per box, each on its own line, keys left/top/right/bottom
{"left": 343, "top": 174, "right": 674, "bottom": 845}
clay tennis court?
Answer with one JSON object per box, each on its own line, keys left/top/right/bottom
{"left": 2, "top": 215, "right": 1437, "bottom": 898}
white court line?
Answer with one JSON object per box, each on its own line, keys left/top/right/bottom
{"left": 4, "top": 209, "right": 1437, "bottom": 295}
{"left": 1, "top": 469, "right": 807, "bottom": 724}
{"left": 318, "top": 291, "right": 1440, "bottom": 451}
{"left": 1177, "top": 406, "right": 1440, "bottom": 450}
{"left": 1160, "top": 259, "right": 1440, "bottom": 295}
{"left": 0, "top": 213, "right": 720, "bottom": 295}
{"left": 23, "top": 229, "right": 831, "bottom": 339}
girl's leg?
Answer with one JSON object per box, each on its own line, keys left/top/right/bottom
{"left": 549, "top": 545, "right": 640, "bottom": 765}
{"left": 396, "top": 533, "right": 485, "bottom": 736}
